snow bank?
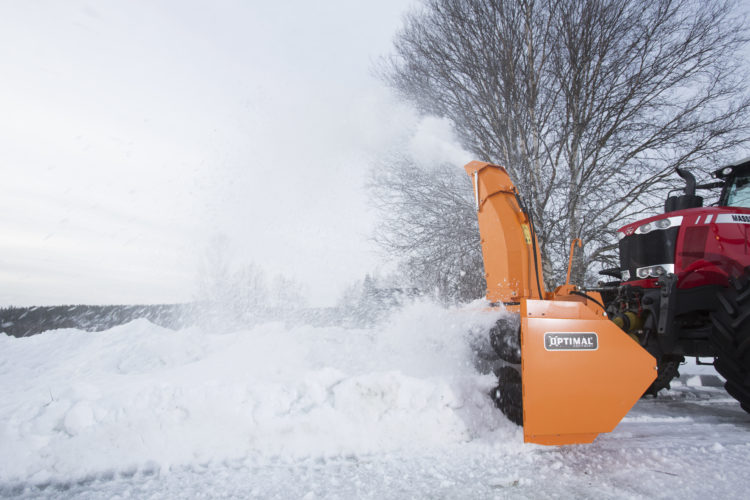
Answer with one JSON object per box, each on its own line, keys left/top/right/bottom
{"left": 0, "top": 301, "right": 510, "bottom": 483}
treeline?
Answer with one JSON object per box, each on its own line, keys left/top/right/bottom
{"left": 0, "top": 304, "right": 193, "bottom": 338}
{"left": 0, "top": 274, "right": 424, "bottom": 338}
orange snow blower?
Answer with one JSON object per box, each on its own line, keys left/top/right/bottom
{"left": 466, "top": 161, "right": 656, "bottom": 445}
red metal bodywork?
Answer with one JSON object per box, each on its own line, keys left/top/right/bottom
{"left": 618, "top": 206, "right": 750, "bottom": 289}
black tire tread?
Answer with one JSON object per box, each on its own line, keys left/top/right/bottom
{"left": 491, "top": 366, "right": 523, "bottom": 426}
{"left": 709, "top": 269, "right": 750, "bottom": 415}
{"left": 726, "top": 381, "right": 750, "bottom": 409}
{"left": 489, "top": 317, "right": 522, "bottom": 365}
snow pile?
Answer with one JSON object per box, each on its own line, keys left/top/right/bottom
{"left": 2, "top": 302, "right": 749, "bottom": 498}
{"left": 0, "top": 301, "right": 510, "bottom": 484}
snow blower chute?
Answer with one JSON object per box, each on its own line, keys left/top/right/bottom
{"left": 466, "top": 161, "right": 656, "bottom": 445}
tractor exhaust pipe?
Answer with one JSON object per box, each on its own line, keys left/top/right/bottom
{"left": 665, "top": 167, "right": 702, "bottom": 212}
{"left": 675, "top": 167, "right": 696, "bottom": 196}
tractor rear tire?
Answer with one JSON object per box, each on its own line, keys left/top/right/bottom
{"left": 710, "top": 270, "right": 750, "bottom": 413}
{"left": 491, "top": 366, "right": 523, "bottom": 426}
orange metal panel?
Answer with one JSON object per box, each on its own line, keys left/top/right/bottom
{"left": 520, "top": 299, "right": 657, "bottom": 445}
{"left": 464, "top": 161, "right": 545, "bottom": 302}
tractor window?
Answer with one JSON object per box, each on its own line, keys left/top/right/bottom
{"left": 725, "top": 173, "right": 750, "bottom": 208}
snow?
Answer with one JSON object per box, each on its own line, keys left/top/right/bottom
{"left": 1, "top": 301, "right": 749, "bottom": 498}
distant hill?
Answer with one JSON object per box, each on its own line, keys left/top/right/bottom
{"left": 0, "top": 304, "right": 192, "bottom": 338}
{"left": 0, "top": 287, "right": 416, "bottom": 337}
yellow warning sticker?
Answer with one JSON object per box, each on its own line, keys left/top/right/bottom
{"left": 521, "top": 224, "right": 532, "bottom": 245}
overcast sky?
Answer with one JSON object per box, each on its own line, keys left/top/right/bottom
{"left": 0, "top": 0, "right": 472, "bottom": 306}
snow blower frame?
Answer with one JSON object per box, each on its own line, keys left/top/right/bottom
{"left": 466, "top": 161, "right": 656, "bottom": 445}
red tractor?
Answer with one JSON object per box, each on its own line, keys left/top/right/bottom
{"left": 601, "top": 158, "right": 750, "bottom": 411}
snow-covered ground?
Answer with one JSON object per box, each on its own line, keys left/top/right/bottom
{"left": 1, "top": 302, "right": 749, "bottom": 499}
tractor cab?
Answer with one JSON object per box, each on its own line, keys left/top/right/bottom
{"left": 716, "top": 158, "right": 750, "bottom": 208}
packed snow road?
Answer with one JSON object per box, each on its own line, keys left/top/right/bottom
{"left": 1, "top": 302, "right": 749, "bottom": 499}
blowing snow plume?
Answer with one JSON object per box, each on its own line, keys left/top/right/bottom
{"left": 189, "top": 235, "right": 311, "bottom": 331}
{"left": 0, "top": 300, "right": 512, "bottom": 485}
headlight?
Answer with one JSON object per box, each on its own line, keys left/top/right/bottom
{"left": 652, "top": 266, "right": 667, "bottom": 276}
{"left": 722, "top": 166, "right": 733, "bottom": 176}
{"left": 621, "top": 270, "right": 631, "bottom": 281}
{"left": 634, "top": 216, "right": 682, "bottom": 234}
{"left": 635, "top": 264, "right": 675, "bottom": 279}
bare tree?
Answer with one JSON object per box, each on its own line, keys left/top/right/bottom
{"left": 381, "top": 0, "right": 750, "bottom": 284}
{"left": 368, "top": 153, "right": 485, "bottom": 303}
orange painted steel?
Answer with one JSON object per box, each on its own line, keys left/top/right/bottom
{"left": 464, "top": 161, "right": 546, "bottom": 303}
{"left": 466, "top": 161, "right": 656, "bottom": 445}
{"left": 520, "top": 299, "right": 656, "bottom": 445}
